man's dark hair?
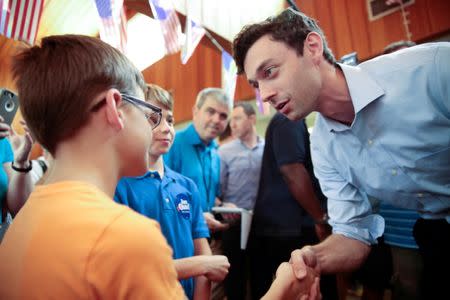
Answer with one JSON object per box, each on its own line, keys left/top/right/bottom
{"left": 383, "top": 40, "right": 416, "bottom": 54}
{"left": 233, "top": 7, "right": 336, "bottom": 74}
{"left": 234, "top": 101, "right": 255, "bottom": 117}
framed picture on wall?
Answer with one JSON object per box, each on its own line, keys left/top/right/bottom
{"left": 367, "top": 0, "right": 415, "bottom": 21}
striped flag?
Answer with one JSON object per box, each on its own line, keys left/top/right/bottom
{"left": 0, "top": 0, "right": 44, "bottom": 45}
{"left": 255, "top": 88, "right": 270, "bottom": 115}
{"left": 180, "top": 11, "right": 205, "bottom": 64}
{"left": 94, "top": 0, "right": 128, "bottom": 53}
{"left": 149, "top": 0, "right": 182, "bottom": 55}
{"left": 221, "top": 50, "right": 237, "bottom": 109}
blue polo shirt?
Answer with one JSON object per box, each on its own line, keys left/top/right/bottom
{"left": 114, "top": 166, "right": 210, "bottom": 299}
{"left": 0, "top": 138, "right": 13, "bottom": 223}
{"left": 164, "top": 123, "right": 221, "bottom": 212}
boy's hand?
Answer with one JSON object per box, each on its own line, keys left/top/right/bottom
{"left": 203, "top": 255, "right": 230, "bottom": 282}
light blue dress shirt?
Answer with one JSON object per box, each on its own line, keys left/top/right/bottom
{"left": 164, "top": 123, "right": 221, "bottom": 212}
{"left": 311, "top": 43, "right": 450, "bottom": 245}
{"left": 218, "top": 137, "right": 264, "bottom": 210}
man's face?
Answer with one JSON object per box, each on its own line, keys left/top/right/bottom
{"left": 244, "top": 34, "right": 322, "bottom": 121}
{"left": 193, "top": 96, "right": 229, "bottom": 143}
{"left": 147, "top": 100, "right": 174, "bottom": 157}
{"left": 230, "top": 106, "right": 254, "bottom": 140}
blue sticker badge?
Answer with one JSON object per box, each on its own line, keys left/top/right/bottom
{"left": 175, "top": 193, "right": 191, "bottom": 219}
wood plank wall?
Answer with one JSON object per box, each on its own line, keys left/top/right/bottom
{"left": 295, "top": 0, "right": 450, "bottom": 61}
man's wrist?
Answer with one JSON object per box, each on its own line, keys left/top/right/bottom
{"left": 11, "top": 160, "right": 32, "bottom": 173}
{"left": 314, "top": 213, "right": 329, "bottom": 225}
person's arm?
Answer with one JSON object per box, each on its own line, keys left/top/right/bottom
{"left": 279, "top": 163, "right": 330, "bottom": 240}
{"left": 192, "top": 238, "right": 212, "bottom": 300}
{"left": 4, "top": 122, "right": 34, "bottom": 216}
{"left": 174, "top": 239, "right": 229, "bottom": 281}
{"left": 291, "top": 234, "right": 370, "bottom": 276}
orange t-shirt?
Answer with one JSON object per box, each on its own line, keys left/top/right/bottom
{"left": 0, "top": 181, "right": 185, "bottom": 299}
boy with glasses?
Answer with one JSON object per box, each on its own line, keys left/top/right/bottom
{"left": 0, "top": 35, "right": 185, "bottom": 299}
{"left": 115, "top": 84, "right": 230, "bottom": 299}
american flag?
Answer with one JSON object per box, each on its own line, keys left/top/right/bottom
{"left": 0, "top": 0, "right": 44, "bottom": 45}
{"left": 255, "top": 88, "right": 270, "bottom": 115}
{"left": 149, "top": 0, "right": 182, "bottom": 55}
{"left": 181, "top": 15, "right": 205, "bottom": 64}
{"left": 94, "top": 0, "right": 127, "bottom": 53}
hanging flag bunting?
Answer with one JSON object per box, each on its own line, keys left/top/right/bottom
{"left": 148, "top": 0, "right": 182, "bottom": 55}
{"left": 180, "top": 10, "right": 205, "bottom": 64}
{"left": 221, "top": 50, "right": 237, "bottom": 109}
{"left": 94, "top": 0, "right": 128, "bottom": 53}
{"left": 255, "top": 88, "right": 270, "bottom": 115}
{"left": 0, "top": 0, "right": 44, "bottom": 45}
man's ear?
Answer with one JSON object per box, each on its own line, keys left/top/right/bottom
{"left": 192, "top": 105, "right": 198, "bottom": 119}
{"left": 304, "top": 32, "right": 324, "bottom": 64}
{"left": 249, "top": 114, "right": 257, "bottom": 125}
{"left": 105, "top": 89, "right": 124, "bottom": 131}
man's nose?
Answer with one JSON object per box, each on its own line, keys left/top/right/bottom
{"left": 259, "top": 83, "right": 276, "bottom": 103}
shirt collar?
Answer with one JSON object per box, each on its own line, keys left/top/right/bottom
{"left": 185, "top": 123, "right": 218, "bottom": 149}
{"left": 135, "top": 166, "right": 176, "bottom": 183}
{"left": 237, "top": 136, "right": 264, "bottom": 150}
{"left": 322, "top": 64, "right": 385, "bottom": 132}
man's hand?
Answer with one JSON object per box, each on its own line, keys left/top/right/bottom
{"left": 202, "top": 255, "right": 230, "bottom": 282}
{"left": 221, "top": 202, "right": 241, "bottom": 223}
{"left": 203, "top": 212, "right": 229, "bottom": 232}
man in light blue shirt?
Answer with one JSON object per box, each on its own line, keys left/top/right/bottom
{"left": 233, "top": 8, "right": 449, "bottom": 299}
{"left": 218, "top": 102, "right": 264, "bottom": 300}
{"left": 165, "top": 88, "right": 230, "bottom": 232}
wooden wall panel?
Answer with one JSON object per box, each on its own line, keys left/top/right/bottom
{"left": 425, "top": 0, "right": 450, "bottom": 37}
{"left": 142, "top": 38, "right": 255, "bottom": 123}
{"left": 295, "top": 0, "right": 450, "bottom": 60}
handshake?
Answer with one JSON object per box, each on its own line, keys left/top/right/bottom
{"left": 263, "top": 246, "right": 322, "bottom": 300}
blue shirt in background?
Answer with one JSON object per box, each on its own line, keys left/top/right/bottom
{"left": 311, "top": 43, "right": 450, "bottom": 245}
{"left": 0, "top": 138, "right": 13, "bottom": 223}
{"left": 114, "top": 166, "right": 210, "bottom": 299}
{"left": 164, "top": 123, "right": 221, "bottom": 212}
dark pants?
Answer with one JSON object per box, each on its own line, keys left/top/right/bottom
{"left": 413, "top": 218, "right": 450, "bottom": 300}
{"left": 248, "top": 228, "right": 338, "bottom": 300}
{"left": 222, "top": 221, "right": 249, "bottom": 300}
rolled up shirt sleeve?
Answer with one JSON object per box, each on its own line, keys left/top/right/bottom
{"left": 311, "top": 141, "right": 384, "bottom": 245}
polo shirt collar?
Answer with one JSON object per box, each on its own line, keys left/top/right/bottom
{"left": 185, "top": 123, "right": 218, "bottom": 149}
{"left": 135, "top": 166, "right": 176, "bottom": 184}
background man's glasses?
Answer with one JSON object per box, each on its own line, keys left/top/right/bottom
{"left": 121, "top": 94, "right": 162, "bottom": 129}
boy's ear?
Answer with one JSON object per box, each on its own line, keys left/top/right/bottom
{"left": 105, "top": 89, "right": 124, "bottom": 131}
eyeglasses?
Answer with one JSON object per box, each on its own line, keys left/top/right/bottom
{"left": 121, "top": 94, "right": 162, "bottom": 129}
